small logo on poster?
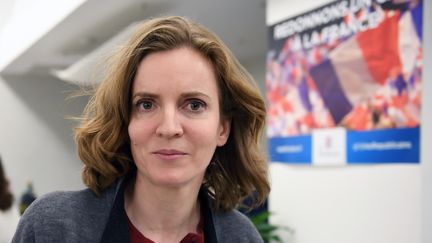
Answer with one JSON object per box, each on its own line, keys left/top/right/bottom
{"left": 325, "top": 136, "right": 332, "bottom": 149}
{"left": 312, "top": 128, "right": 346, "bottom": 166}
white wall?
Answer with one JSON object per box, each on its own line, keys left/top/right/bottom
{"left": 0, "top": 76, "right": 86, "bottom": 197}
{"left": 266, "top": 1, "right": 423, "bottom": 243}
{"left": 0, "top": 0, "right": 86, "bottom": 199}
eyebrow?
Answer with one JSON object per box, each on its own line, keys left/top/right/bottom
{"left": 131, "top": 92, "right": 158, "bottom": 101}
{"left": 131, "top": 91, "right": 211, "bottom": 101}
{"left": 180, "top": 91, "right": 211, "bottom": 100}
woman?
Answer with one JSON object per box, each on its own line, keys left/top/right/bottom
{"left": 13, "top": 16, "right": 269, "bottom": 243}
{"left": 0, "top": 158, "right": 20, "bottom": 243}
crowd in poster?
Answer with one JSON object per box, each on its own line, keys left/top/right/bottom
{"left": 266, "top": 0, "right": 422, "bottom": 164}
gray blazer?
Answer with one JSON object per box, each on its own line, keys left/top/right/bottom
{"left": 12, "top": 177, "right": 263, "bottom": 243}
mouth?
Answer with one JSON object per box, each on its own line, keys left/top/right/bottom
{"left": 152, "top": 149, "right": 188, "bottom": 160}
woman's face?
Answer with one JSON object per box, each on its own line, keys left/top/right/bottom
{"left": 128, "top": 47, "right": 230, "bottom": 188}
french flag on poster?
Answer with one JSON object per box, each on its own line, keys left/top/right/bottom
{"left": 309, "top": 5, "right": 422, "bottom": 125}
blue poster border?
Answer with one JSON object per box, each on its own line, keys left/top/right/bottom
{"left": 269, "top": 127, "right": 420, "bottom": 164}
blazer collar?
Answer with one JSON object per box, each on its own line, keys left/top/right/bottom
{"left": 99, "top": 177, "right": 218, "bottom": 243}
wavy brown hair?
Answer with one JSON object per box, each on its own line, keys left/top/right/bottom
{"left": 75, "top": 16, "right": 269, "bottom": 211}
{"left": 0, "top": 157, "right": 14, "bottom": 211}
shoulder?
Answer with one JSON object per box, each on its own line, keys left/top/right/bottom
{"left": 212, "top": 209, "right": 263, "bottom": 243}
{"left": 13, "top": 187, "right": 116, "bottom": 243}
{"left": 20, "top": 189, "right": 102, "bottom": 221}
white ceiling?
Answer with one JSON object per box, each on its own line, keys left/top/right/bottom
{"left": 0, "top": 0, "right": 267, "bottom": 83}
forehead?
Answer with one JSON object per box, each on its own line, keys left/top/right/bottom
{"left": 131, "top": 47, "right": 219, "bottom": 95}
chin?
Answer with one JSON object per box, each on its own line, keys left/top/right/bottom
{"left": 152, "top": 174, "right": 190, "bottom": 187}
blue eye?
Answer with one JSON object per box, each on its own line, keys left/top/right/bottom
{"left": 187, "top": 100, "right": 206, "bottom": 112}
{"left": 190, "top": 101, "right": 201, "bottom": 110}
{"left": 137, "top": 100, "right": 154, "bottom": 111}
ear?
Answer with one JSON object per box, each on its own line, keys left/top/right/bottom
{"left": 217, "top": 118, "right": 231, "bottom": 147}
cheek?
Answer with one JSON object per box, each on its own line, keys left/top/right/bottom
{"left": 128, "top": 119, "right": 146, "bottom": 144}
{"left": 128, "top": 121, "right": 136, "bottom": 143}
{"left": 189, "top": 122, "right": 221, "bottom": 147}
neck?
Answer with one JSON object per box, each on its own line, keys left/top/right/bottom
{"left": 124, "top": 174, "right": 202, "bottom": 242}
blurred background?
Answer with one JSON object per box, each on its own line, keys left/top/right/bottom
{"left": 0, "top": 0, "right": 431, "bottom": 242}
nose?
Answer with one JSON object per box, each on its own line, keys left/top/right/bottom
{"left": 155, "top": 107, "right": 184, "bottom": 138}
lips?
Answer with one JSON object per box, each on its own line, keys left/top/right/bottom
{"left": 152, "top": 149, "right": 188, "bottom": 160}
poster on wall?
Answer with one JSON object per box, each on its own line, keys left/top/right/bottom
{"left": 266, "top": 0, "right": 422, "bottom": 165}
